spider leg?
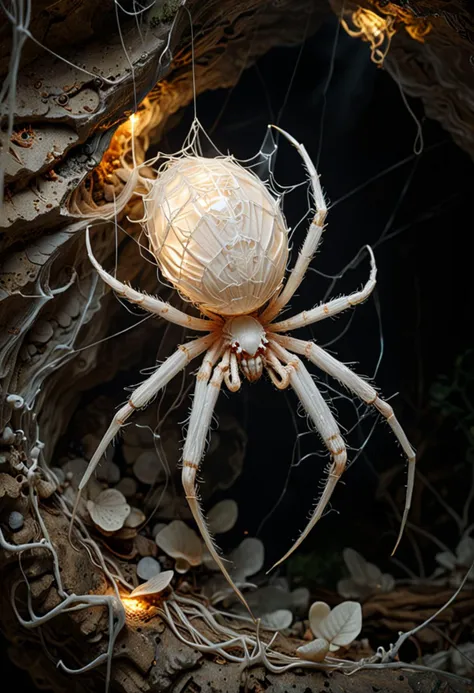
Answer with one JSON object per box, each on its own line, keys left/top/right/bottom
{"left": 275, "top": 333, "right": 416, "bottom": 553}
{"left": 268, "top": 340, "right": 347, "bottom": 570}
{"left": 73, "top": 333, "right": 214, "bottom": 523}
{"left": 269, "top": 246, "right": 377, "bottom": 333}
{"left": 261, "top": 125, "right": 327, "bottom": 323}
{"left": 181, "top": 347, "right": 254, "bottom": 618}
{"left": 265, "top": 348, "right": 291, "bottom": 389}
{"left": 86, "top": 227, "right": 213, "bottom": 331}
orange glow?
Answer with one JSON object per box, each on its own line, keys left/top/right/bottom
{"left": 341, "top": 5, "right": 431, "bottom": 65}
{"left": 121, "top": 596, "right": 148, "bottom": 617}
{"left": 341, "top": 8, "right": 396, "bottom": 65}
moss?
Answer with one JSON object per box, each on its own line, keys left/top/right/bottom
{"left": 148, "top": 0, "right": 182, "bottom": 28}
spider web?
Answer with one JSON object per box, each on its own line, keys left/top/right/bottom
{"left": 1, "top": 0, "right": 464, "bottom": 559}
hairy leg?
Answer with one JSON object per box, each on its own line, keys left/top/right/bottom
{"left": 269, "top": 340, "right": 347, "bottom": 570}
{"left": 181, "top": 347, "right": 254, "bottom": 617}
{"left": 86, "top": 228, "right": 213, "bottom": 331}
{"left": 262, "top": 126, "right": 327, "bottom": 323}
{"left": 275, "top": 333, "right": 416, "bottom": 552}
{"left": 268, "top": 246, "right": 376, "bottom": 333}
{"left": 77, "top": 334, "right": 215, "bottom": 492}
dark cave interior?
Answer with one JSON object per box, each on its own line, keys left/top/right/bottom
{"left": 2, "top": 12, "right": 474, "bottom": 690}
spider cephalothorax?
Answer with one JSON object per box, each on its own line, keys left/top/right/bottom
{"left": 224, "top": 316, "right": 268, "bottom": 383}
{"left": 79, "top": 126, "right": 416, "bottom": 615}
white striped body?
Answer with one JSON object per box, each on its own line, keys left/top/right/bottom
{"left": 144, "top": 156, "right": 289, "bottom": 316}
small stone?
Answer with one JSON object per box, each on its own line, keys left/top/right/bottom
{"left": 152, "top": 522, "right": 167, "bottom": 539}
{"left": 124, "top": 507, "right": 146, "bottom": 528}
{"left": 56, "top": 310, "right": 72, "bottom": 328}
{"left": 137, "top": 556, "right": 161, "bottom": 581}
{"left": 1, "top": 427, "right": 15, "bottom": 445}
{"left": 96, "top": 459, "right": 121, "bottom": 484}
{"left": 116, "top": 477, "right": 137, "bottom": 498}
{"left": 133, "top": 450, "right": 160, "bottom": 485}
{"left": 8, "top": 511, "right": 24, "bottom": 531}
{"left": 6, "top": 395, "right": 24, "bottom": 410}
{"left": 30, "top": 320, "right": 54, "bottom": 344}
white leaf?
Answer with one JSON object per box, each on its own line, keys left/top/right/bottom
{"left": 456, "top": 536, "right": 474, "bottom": 567}
{"left": 230, "top": 537, "right": 264, "bottom": 581}
{"left": 379, "top": 573, "right": 395, "bottom": 592}
{"left": 365, "top": 561, "right": 383, "bottom": 586}
{"left": 290, "top": 586, "right": 310, "bottom": 614}
{"left": 261, "top": 609, "right": 293, "bottom": 630}
{"left": 316, "top": 601, "right": 362, "bottom": 647}
{"left": 246, "top": 586, "right": 293, "bottom": 613}
{"left": 343, "top": 548, "right": 371, "bottom": 586}
{"left": 155, "top": 520, "right": 203, "bottom": 567}
{"left": 208, "top": 499, "right": 238, "bottom": 534}
{"left": 296, "top": 638, "right": 330, "bottom": 662}
{"left": 309, "top": 601, "right": 331, "bottom": 637}
{"left": 129, "top": 570, "right": 174, "bottom": 598}
{"left": 337, "top": 578, "right": 367, "bottom": 600}
{"left": 87, "top": 488, "right": 130, "bottom": 532}
{"left": 435, "top": 550, "right": 457, "bottom": 570}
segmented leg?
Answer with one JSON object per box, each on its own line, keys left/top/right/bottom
{"left": 269, "top": 246, "right": 376, "bottom": 333}
{"left": 265, "top": 348, "right": 291, "bottom": 389}
{"left": 262, "top": 126, "right": 327, "bottom": 323}
{"left": 269, "top": 340, "right": 347, "bottom": 570}
{"left": 181, "top": 347, "right": 254, "bottom": 617}
{"left": 275, "top": 333, "right": 416, "bottom": 553}
{"left": 77, "top": 334, "right": 215, "bottom": 492}
{"left": 86, "top": 228, "right": 213, "bottom": 331}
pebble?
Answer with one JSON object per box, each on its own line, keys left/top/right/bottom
{"left": 137, "top": 556, "right": 161, "bottom": 581}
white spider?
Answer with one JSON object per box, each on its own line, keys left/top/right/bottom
{"left": 78, "top": 126, "right": 416, "bottom": 614}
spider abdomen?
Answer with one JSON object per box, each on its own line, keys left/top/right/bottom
{"left": 144, "top": 156, "right": 288, "bottom": 316}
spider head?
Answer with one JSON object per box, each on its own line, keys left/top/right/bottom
{"left": 224, "top": 316, "right": 268, "bottom": 382}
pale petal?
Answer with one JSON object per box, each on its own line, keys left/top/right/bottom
{"left": 229, "top": 537, "right": 264, "bottom": 581}
{"left": 155, "top": 520, "right": 203, "bottom": 566}
{"left": 380, "top": 573, "right": 395, "bottom": 592}
{"left": 296, "top": 638, "right": 330, "bottom": 662}
{"left": 456, "top": 536, "right": 474, "bottom": 567}
{"left": 337, "top": 578, "right": 364, "bottom": 600}
{"left": 308, "top": 601, "right": 331, "bottom": 638}
{"left": 343, "top": 548, "right": 370, "bottom": 586}
{"left": 87, "top": 488, "right": 130, "bottom": 532}
{"left": 291, "top": 586, "right": 310, "bottom": 614}
{"left": 435, "top": 550, "right": 457, "bottom": 570}
{"left": 261, "top": 609, "right": 293, "bottom": 630}
{"left": 125, "top": 507, "right": 146, "bottom": 528}
{"left": 208, "top": 499, "right": 238, "bottom": 534}
{"left": 315, "top": 601, "right": 362, "bottom": 647}
{"left": 129, "top": 569, "right": 173, "bottom": 597}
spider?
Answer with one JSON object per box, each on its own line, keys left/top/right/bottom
{"left": 78, "top": 126, "right": 416, "bottom": 613}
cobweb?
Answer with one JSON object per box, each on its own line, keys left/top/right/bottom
{"left": 54, "top": 1, "right": 454, "bottom": 552}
